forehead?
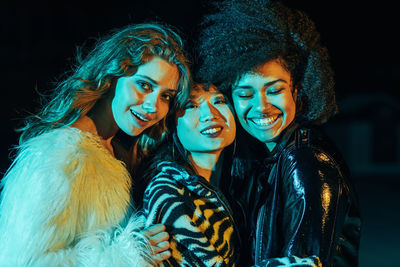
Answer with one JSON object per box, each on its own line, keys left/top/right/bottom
{"left": 135, "top": 56, "right": 179, "bottom": 89}
{"left": 189, "top": 85, "right": 221, "bottom": 100}
{"left": 237, "top": 60, "right": 292, "bottom": 86}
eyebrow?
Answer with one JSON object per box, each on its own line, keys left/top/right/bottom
{"left": 188, "top": 92, "right": 224, "bottom": 100}
{"left": 136, "top": 74, "right": 177, "bottom": 91}
{"left": 136, "top": 74, "right": 158, "bottom": 85}
{"left": 235, "top": 78, "right": 289, "bottom": 89}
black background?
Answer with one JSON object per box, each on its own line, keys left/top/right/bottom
{"left": 1, "top": 1, "right": 399, "bottom": 265}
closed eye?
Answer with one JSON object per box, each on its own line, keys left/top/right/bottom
{"left": 233, "top": 88, "right": 254, "bottom": 99}
{"left": 235, "top": 92, "right": 253, "bottom": 99}
{"left": 267, "top": 88, "right": 284, "bottom": 95}
{"left": 237, "top": 94, "right": 252, "bottom": 99}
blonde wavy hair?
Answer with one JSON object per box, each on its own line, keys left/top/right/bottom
{"left": 18, "top": 23, "right": 191, "bottom": 169}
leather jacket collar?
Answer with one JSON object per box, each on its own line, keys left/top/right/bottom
{"left": 263, "top": 121, "right": 299, "bottom": 164}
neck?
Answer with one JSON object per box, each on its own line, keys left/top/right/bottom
{"left": 88, "top": 96, "right": 119, "bottom": 141}
{"left": 189, "top": 150, "right": 222, "bottom": 182}
{"left": 265, "top": 142, "right": 277, "bottom": 152}
{"left": 72, "top": 97, "right": 119, "bottom": 155}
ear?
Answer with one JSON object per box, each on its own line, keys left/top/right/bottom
{"left": 293, "top": 87, "right": 298, "bottom": 102}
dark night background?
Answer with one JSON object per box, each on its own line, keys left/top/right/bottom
{"left": 1, "top": 1, "right": 399, "bottom": 266}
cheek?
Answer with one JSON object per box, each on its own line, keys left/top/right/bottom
{"left": 111, "top": 96, "right": 123, "bottom": 117}
{"left": 233, "top": 100, "right": 247, "bottom": 118}
{"left": 233, "top": 101, "right": 249, "bottom": 127}
{"left": 226, "top": 115, "right": 237, "bottom": 141}
{"left": 271, "top": 94, "right": 296, "bottom": 115}
{"left": 112, "top": 89, "right": 136, "bottom": 115}
{"left": 156, "top": 102, "right": 170, "bottom": 120}
{"left": 177, "top": 118, "right": 196, "bottom": 149}
{"left": 177, "top": 115, "right": 196, "bottom": 134}
{"left": 282, "top": 96, "right": 296, "bottom": 117}
{"left": 223, "top": 108, "right": 236, "bottom": 128}
{"left": 114, "top": 79, "right": 132, "bottom": 103}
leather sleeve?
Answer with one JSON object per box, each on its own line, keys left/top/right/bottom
{"left": 279, "top": 146, "right": 350, "bottom": 265}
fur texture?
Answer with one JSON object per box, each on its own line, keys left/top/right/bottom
{"left": 0, "top": 127, "right": 151, "bottom": 266}
{"left": 142, "top": 162, "right": 235, "bottom": 266}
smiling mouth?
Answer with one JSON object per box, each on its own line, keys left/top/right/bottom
{"left": 130, "top": 109, "right": 150, "bottom": 122}
{"left": 201, "top": 127, "right": 222, "bottom": 134}
{"left": 200, "top": 126, "right": 223, "bottom": 137}
{"left": 249, "top": 114, "right": 280, "bottom": 127}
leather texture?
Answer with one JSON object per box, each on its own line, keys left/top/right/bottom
{"left": 223, "top": 125, "right": 361, "bottom": 266}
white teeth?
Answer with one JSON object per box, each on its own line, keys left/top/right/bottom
{"left": 251, "top": 116, "right": 278, "bottom": 126}
{"left": 201, "top": 127, "right": 222, "bottom": 134}
{"left": 131, "top": 110, "right": 149, "bottom": 121}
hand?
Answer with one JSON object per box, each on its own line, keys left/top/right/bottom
{"left": 141, "top": 224, "right": 171, "bottom": 266}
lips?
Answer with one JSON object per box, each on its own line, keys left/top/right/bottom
{"left": 130, "top": 109, "right": 152, "bottom": 126}
{"left": 249, "top": 114, "right": 280, "bottom": 129}
{"left": 200, "top": 125, "right": 224, "bottom": 137}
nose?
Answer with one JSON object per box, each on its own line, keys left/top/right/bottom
{"left": 142, "top": 91, "right": 158, "bottom": 113}
{"left": 199, "top": 102, "right": 218, "bottom": 122}
{"left": 254, "top": 92, "right": 271, "bottom": 113}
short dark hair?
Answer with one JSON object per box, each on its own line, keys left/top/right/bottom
{"left": 196, "top": 0, "right": 337, "bottom": 125}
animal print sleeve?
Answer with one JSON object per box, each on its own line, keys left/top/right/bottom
{"left": 142, "top": 168, "right": 231, "bottom": 267}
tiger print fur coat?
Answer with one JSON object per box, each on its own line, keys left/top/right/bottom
{"left": 142, "top": 161, "right": 236, "bottom": 267}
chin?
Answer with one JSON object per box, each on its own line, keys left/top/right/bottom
{"left": 195, "top": 146, "right": 223, "bottom": 153}
{"left": 251, "top": 135, "right": 272, "bottom": 145}
{"left": 124, "top": 128, "right": 144, "bottom": 137}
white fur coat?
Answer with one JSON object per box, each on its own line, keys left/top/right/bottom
{"left": 0, "top": 127, "right": 151, "bottom": 266}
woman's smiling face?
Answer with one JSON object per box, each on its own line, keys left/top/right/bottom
{"left": 232, "top": 59, "right": 296, "bottom": 150}
{"left": 176, "top": 85, "right": 236, "bottom": 154}
{"left": 111, "top": 56, "right": 179, "bottom": 136}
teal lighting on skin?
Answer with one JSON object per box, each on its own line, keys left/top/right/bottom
{"left": 232, "top": 59, "right": 297, "bottom": 151}
{"left": 110, "top": 56, "right": 179, "bottom": 137}
{"left": 176, "top": 85, "right": 236, "bottom": 180}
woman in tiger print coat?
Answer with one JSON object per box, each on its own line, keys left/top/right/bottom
{"left": 140, "top": 84, "right": 237, "bottom": 266}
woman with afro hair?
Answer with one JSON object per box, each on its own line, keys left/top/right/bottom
{"left": 196, "top": 0, "right": 361, "bottom": 266}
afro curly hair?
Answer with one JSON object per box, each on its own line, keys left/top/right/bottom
{"left": 196, "top": 0, "right": 337, "bottom": 125}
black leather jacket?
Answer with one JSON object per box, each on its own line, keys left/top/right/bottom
{"left": 223, "top": 125, "right": 361, "bottom": 266}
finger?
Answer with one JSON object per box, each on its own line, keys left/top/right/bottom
{"left": 151, "top": 241, "right": 170, "bottom": 255}
{"left": 148, "top": 231, "right": 169, "bottom": 246}
{"left": 141, "top": 224, "right": 166, "bottom": 238}
{"left": 151, "top": 250, "right": 171, "bottom": 265}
